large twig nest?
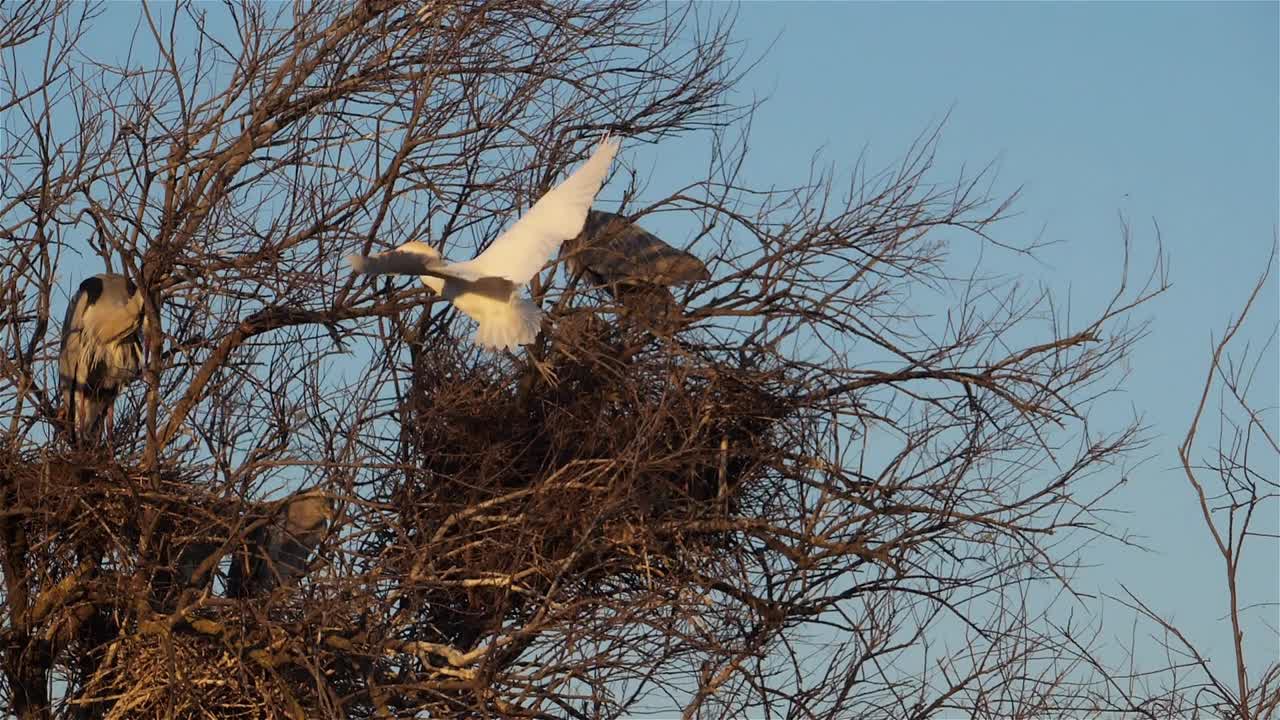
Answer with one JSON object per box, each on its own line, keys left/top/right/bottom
{"left": 384, "top": 308, "right": 791, "bottom": 646}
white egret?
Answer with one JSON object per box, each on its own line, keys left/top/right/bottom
{"left": 348, "top": 136, "right": 620, "bottom": 351}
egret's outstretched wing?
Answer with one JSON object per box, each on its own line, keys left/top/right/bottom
{"left": 349, "top": 245, "right": 505, "bottom": 284}
{"left": 348, "top": 248, "right": 442, "bottom": 276}
{"left": 58, "top": 281, "right": 92, "bottom": 410}
{"left": 453, "top": 136, "right": 620, "bottom": 285}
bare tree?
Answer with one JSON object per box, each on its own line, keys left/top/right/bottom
{"left": 0, "top": 2, "right": 1203, "bottom": 719}
{"left": 1172, "top": 248, "right": 1279, "bottom": 720}
{"left": 1066, "top": 247, "right": 1278, "bottom": 720}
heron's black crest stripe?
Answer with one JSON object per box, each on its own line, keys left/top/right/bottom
{"left": 80, "top": 276, "right": 105, "bottom": 305}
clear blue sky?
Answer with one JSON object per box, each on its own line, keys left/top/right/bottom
{"left": 706, "top": 1, "right": 1277, "bottom": 677}
{"left": 20, "top": 0, "right": 1279, "bottom": 692}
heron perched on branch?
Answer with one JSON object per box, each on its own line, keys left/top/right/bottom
{"left": 348, "top": 136, "right": 620, "bottom": 351}
{"left": 58, "top": 273, "right": 147, "bottom": 445}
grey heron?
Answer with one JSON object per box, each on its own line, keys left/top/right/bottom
{"left": 348, "top": 136, "right": 620, "bottom": 350}
{"left": 58, "top": 273, "right": 147, "bottom": 445}
{"left": 227, "top": 490, "right": 333, "bottom": 598}
{"left": 561, "top": 210, "right": 708, "bottom": 329}
{"left": 562, "top": 210, "right": 709, "bottom": 291}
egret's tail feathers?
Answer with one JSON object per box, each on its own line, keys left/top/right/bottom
{"left": 473, "top": 298, "right": 543, "bottom": 351}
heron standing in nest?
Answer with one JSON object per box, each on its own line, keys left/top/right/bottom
{"left": 58, "top": 273, "right": 148, "bottom": 445}
{"left": 227, "top": 490, "right": 334, "bottom": 598}
{"left": 561, "top": 210, "right": 708, "bottom": 327}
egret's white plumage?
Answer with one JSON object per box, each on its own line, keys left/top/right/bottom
{"left": 349, "top": 136, "right": 620, "bottom": 350}
{"left": 58, "top": 273, "right": 146, "bottom": 444}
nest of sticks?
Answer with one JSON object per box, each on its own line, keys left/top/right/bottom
{"left": 387, "top": 307, "right": 791, "bottom": 648}
{"left": 0, "top": 303, "right": 796, "bottom": 717}
{"left": 0, "top": 452, "right": 345, "bottom": 719}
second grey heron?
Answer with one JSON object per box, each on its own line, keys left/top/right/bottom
{"left": 562, "top": 210, "right": 709, "bottom": 291}
{"left": 227, "top": 490, "right": 334, "bottom": 598}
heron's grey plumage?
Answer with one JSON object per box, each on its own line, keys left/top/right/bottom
{"left": 562, "top": 211, "right": 708, "bottom": 331}
{"left": 227, "top": 490, "right": 333, "bottom": 598}
{"left": 563, "top": 210, "right": 709, "bottom": 289}
{"left": 58, "top": 273, "right": 145, "bottom": 444}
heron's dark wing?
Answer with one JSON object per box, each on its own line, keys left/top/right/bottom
{"left": 58, "top": 278, "right": 97, "bottom": 421}
{"left": 567, "top": 211, "right": 709, "bottom": 287}
{"left": 59, "top": 280, "right": 90, "bottom": 368}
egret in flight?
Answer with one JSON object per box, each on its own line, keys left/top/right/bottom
{"left": 348, "top": 137, "right": 620, "bottom": 350}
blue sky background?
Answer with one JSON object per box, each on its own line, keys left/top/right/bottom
{"left": 704, "top": 0, "right": 1278, "bottom": 678}
{"left": 12, "top": 0, "right": 1277, "bottom": 697}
